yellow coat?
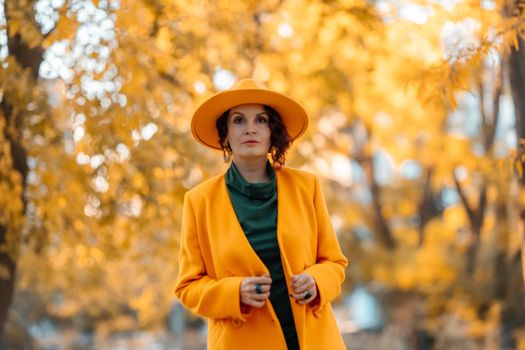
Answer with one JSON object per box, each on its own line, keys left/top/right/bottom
{"left": 174, "top": 166, "right": 348, "bottom": 350}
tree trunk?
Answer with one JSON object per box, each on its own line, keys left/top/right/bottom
{"left": 0, "top": 0, "right": 43, "bottom": 341}
{"left": 351, "top": 120, "right": 396, "bottom": 249}
{"left": 0, "top": 140, "right": 27, "bottom": 342}
{"left": 418, "top": 167, "right": 437, "bottom": 246}
{"left": 362, "top": 154, "right": 396, "bottom": 249}
{"left": 508, "top": 30, "right": 525, "bottom": 287}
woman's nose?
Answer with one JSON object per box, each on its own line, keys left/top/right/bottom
{"left": 245, "top": 122, "right": 257, "bottom": 134}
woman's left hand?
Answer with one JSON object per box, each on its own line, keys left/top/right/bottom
{"left": 290, "top": 273, "right": 318, "bottom": 305}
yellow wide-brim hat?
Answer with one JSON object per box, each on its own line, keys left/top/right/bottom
{"left": 191, "top": 79, "right": 309, "bottom": 150}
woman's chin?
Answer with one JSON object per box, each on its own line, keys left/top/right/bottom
{"left": 234, "top": 152, "right": 268, "bottom": 161}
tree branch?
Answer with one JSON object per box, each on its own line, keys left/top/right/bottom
{"left": 418, "top": 167, "right": 435, "bottom": 246}
{"left": 366, "top": 153, "right": 396, "bottom": 249}
{"left": 478, "top": 78, "right": 488, "bottom": 144}
{"left": 486, "top": 63, "right": 503, "bottom": 152}
{"left": 475, "top": 185, "right": 487, "bottom": 232}
{"left": 453, "top": 171, "right": 476, "bottom": 227}
{"left": 349, "top": 120, "right": 395, "bottom": 249}
{"left": 4, "top": 1, "right": 44, "bottom": 78}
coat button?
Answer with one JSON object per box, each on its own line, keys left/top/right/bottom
{"left": 231, "top": 318, "right": 243, "bottom": 328}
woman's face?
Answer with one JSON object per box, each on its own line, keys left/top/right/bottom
{"left": 226, "top": 104, "right": 271, "bottom": 161}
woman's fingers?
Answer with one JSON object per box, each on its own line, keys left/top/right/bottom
{"left": 253, "top": 275, "right": 272, "bottom": 286}
{"left": 292, "top": 289, "right": 317, "bottom": 305}
{"left": 240, "top": 275, "right": 272, "bottom": 308}
{"left": 252, "top": 283, "right": 271, "bottom": 294}
{"left": 291, "top": 273, "right": 315, "bottom": 294}
{"left": 253, "top": 290, "right": 271, "bottom": 301}
{"left": 241, "top": 276, "right": 271, "bottom": 289}
{"left": 243, "top": 298, "right": 266, "bottom": 308}
{"left": 242, "top": 273, "right": 319, "bottom": 307}
{"left": 290, "top": 289, "right": 317, "bottom": 303}
{"left": 290, "top": 273, "right": 317, "bottom": 304}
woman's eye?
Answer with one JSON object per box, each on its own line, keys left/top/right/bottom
{"left": 257, "top": 117, "right": 268, "bottom": 123}
{"left": 233, "top": 117, "right": 244, "bottom": 124}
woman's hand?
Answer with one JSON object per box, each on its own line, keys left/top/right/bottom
{"left": 240, "top": 274, "right": 272, "bottom": 308}
{"left": 290, "top": 273, "right": 318, "bottom": 305}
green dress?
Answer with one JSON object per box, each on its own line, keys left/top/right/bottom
{"left": 226, "top": 161, "right": 300, "bottom": 350}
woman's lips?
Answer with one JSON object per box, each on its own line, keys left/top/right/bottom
{"left": 242, "top": 140, "right": 259, "bottom": 144}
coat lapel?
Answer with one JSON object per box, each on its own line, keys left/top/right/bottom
{"left": 276, "top": 169, "right": 307, "bottom": 348}
{"left": 275, "top": 169, "right": 294, "bottom": 277}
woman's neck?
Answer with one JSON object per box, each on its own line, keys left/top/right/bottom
{"left": 232, "top": 157, "right": 270, "bottom": 183}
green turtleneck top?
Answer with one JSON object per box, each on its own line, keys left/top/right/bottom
{"left": 226, "top": 162, "right": 299, "bottom": 350}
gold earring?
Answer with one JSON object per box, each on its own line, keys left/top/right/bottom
{"left": 222, "top": 147, "right": 232, "bottom": 163}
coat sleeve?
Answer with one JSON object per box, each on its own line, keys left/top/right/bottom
{"left": 304, "top": 175, "right": 348, "bottom": 316}
{"left": 174, "top": 192, "right": 248, "bottom": 321}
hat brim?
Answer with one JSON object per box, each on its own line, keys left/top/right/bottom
{"left": 191, "top": 89, "right": 308, "bottom": 150}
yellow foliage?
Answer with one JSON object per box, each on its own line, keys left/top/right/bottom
{"left": 1, "top": 0, "right": 522, "bottom": 339}
{"left": 424, "top": 218, "right": 458, "bottom": 245}
{"left": 73, "top": 219, "right": 85, "bottom": 231}
{"left": 443, "top": 135, "right": 471, "bottom": 166}
{"left": 0, "top": 264, "right": 10, "bottom": 280}
{"left": 373, "top": 265, "right": 395, "bottom": 285}
{"left": 520, "top": 188, "right": 525, "bottom": 207}
{"left": 155, "top": 27, "right": 174, "bottom": 54}
{"left": 397, "top": 200, "right": 417, "bottom": 217}
{"left": 517, "top": 329, "right": 525, "bottom": 350}
{"left": 396, "top": 263, "right": 417, "bottom": 290}
{"left": 416, "top": 245, "right": 455, "bottom": 287}
{"left": 381, "top": 205, "right": 394, "bottom": 219}
{"left": 6, "top": 1, "right": 43, "bottom": 48}
{"left": 443, "top": 206, "right": 468, "bottom": 231}
{"left": 130, "top": 289, "right": 156, "bottom": 326}
{"left": 392, "top": 228, "right": 419, "bottom": 246}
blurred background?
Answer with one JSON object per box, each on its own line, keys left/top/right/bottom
{"left": 1, "top": 0, "right": 525, "bottom": 349}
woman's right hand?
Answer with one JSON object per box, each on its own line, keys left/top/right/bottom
{"left": 240, "top": 274, "right": 272, "bottom": 308}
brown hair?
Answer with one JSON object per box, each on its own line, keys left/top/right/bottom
{"left": 215, "top": 105, "right": 291, "bottom": 168}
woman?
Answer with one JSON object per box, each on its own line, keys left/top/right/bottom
{"left": 174, "top": 79, "right": 348, "bottom": 350}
